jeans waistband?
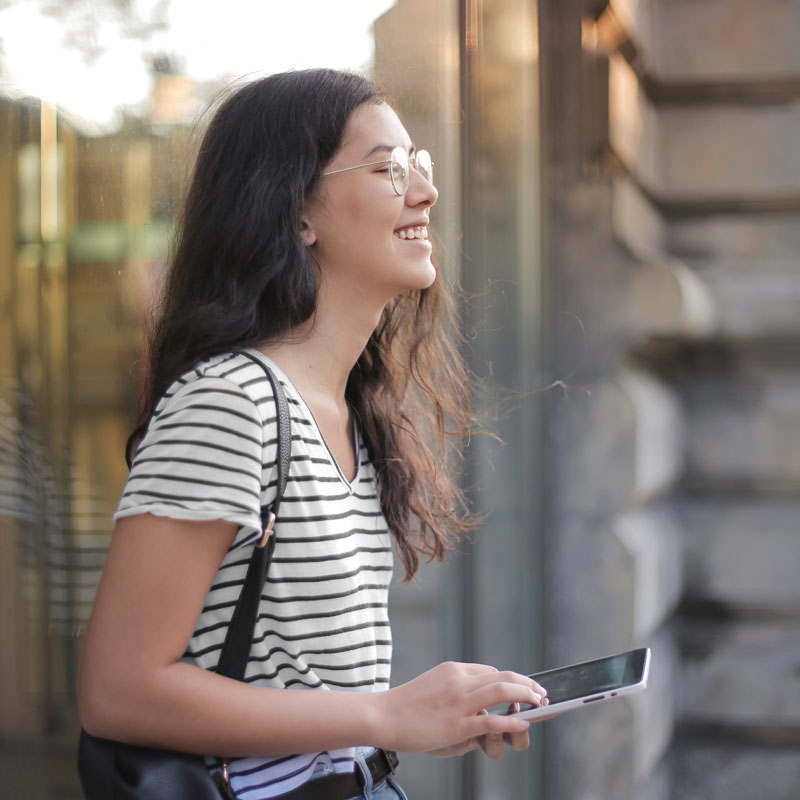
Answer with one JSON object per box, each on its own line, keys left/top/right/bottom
{"left": 268, "top": 749, "right": 399, "bottom": 800}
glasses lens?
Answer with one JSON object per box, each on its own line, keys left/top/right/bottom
{"left": 415, "top": 150, "right": 433, "bottom": 185}
{"left": 390, "top": 147, "right": 409, "bottom": 195}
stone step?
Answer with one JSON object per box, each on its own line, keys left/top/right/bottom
{"left": 684, "top": 259, "right": 800, "bottom": 338}
{"left": 547, "top": 506, "right": 682, "bottom": 661}
{"left": 610, "top": 55, "right": 800, "bottom": 200}
{"left": 679, "top": 498, "right": 800, "bottom": 612}
{"left": 672, "top": 739, "right": 800, "bottom": 800}
{"left": 610, "top": 0, "right": 800, "bottom": 82}
{"left": 551, "top": 368, "right": 685, "bottom": 517}
{"left": 679, "top": 350, "right": 800, "bottom": 486}
{"left": 553, "top": 183, "right": 715, "bottom": 351}
{"left": 678, "top": 619, "right": 800, "bottom": 730}
{"left": 614, "top": 504, "right": 684, "bottom": 640}
{"left": 670, "top": 213, "right": 800, "bottom": 260}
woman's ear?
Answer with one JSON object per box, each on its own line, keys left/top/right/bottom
{"left": 302, "top": 189, "right": 325, "bottom": 247}
{"left": 301, "top": 220, "right": 317, "bottom": 247}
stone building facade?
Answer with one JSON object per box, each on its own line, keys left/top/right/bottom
{"left": 538, "top": 1, "right": 800, "bottom": 798}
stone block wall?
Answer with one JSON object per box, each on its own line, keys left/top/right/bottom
{"left": 540, "top": 1, "right": 800, "bottom": 798}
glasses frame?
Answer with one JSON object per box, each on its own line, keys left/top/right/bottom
{"left": 321, "top": 145, "right": 433, "bottom": 196}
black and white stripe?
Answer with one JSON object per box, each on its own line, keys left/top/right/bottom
{"left": 114, "top": 350, "right": 393, "bottom": 798}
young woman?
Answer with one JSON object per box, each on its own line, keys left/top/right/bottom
{"left": 78, "top": 68, "right": 547, "bottom": 800}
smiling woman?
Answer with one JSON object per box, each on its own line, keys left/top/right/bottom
{"left": 76, "top": 68, "right": 548, "bottom": 800}
{"left": 0, "top": 0, "right": 548, "bottom": 800}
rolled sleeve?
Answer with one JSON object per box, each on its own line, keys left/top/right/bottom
{"left": 115, "top": 375, "right": 268, "bottom": 550}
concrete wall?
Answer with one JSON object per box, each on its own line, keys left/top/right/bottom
{"left": 540, "top": 1, "right": 800, "bottom": 798}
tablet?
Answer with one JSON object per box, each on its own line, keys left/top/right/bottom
{"left": 511, "top": 647, "right": 651, "bottom": 721}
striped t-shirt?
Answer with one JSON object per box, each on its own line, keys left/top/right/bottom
{"left": 114, "top": 349, "right": 394, "bottom": 798}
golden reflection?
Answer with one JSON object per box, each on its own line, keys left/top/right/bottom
{"left": 0, "top": 2, "right": 502, "bottom": 797}
{"left": 609, "top": 52, "right": 645, "bottom": 174}
{"left": 40, "top": 101, "right": 60, "bottom": 241}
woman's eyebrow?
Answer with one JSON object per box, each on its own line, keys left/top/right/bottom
{"left": 362, "top": 142, "right": 416, "bottom": 159}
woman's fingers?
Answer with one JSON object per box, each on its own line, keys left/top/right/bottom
{"left": 465, "top": 674, "right": 546, "bottom": 713}
{"left": 458, "top": 708, "right": 530, "bottom": 743}
{"left": 475, "top": 710, "right": 504, "bottom": 760}
{"left": 503, "top": 703, "right": 531, "bottom": 751}
{"left": 425, "top": 704, "right": 535, "bottom": 759}
{"left": 525, "top": 677, "right": 547, "bottom": 698}
{"left": 475, "top": 705, "right": 531, "bottom": 759}
{"left": 481, "top": 731, "right": 505, "bottom": 760}
{"left": 463, "top": 669, "right": 545, "bottom": 697}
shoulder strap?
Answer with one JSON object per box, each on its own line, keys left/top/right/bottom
{"left": 215, "top": 354, "right": 292, "bottom": 681}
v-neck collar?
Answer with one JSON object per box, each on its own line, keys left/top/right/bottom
{"left": 244, "top": 348, "right": 361, "bottom": 492}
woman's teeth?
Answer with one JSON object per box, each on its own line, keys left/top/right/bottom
{"left": 395, "top": 226, "right": 428, "bottom": 240}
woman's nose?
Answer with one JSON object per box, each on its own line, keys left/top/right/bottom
{"left": 406, "top": 167, "right": 438, "bottom": 208}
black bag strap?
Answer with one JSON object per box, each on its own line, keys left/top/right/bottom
{"left": 215, "top": 354, "right": 292, "bottom": 681}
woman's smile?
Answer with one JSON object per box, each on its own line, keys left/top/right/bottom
{"left": 394, "top": 224, "right": 429, "bottom": 242}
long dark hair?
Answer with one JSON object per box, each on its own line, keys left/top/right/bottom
{"left": 129, "top": 68, "right": 478, "bottom": 580}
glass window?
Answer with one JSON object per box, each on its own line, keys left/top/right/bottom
{"left": 0, "top": 2, "right": 541, "bottom": 798}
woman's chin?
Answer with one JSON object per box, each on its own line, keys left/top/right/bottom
{"left": 370, "top": 260, "right": 437, "bottom": 301}
{"left": 405, "top": 260, "right": 437, "bottom": 291}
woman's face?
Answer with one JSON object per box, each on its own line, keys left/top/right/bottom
{"left": 304, "top": 102, "right": 438, "bottom": 306}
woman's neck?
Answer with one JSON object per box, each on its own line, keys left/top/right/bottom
{"left": 258, "top": 283, "right": 383, "bottom": 408}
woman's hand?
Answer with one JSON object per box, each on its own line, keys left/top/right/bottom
{"left": 427, "top": 703, "right": 539, "bottom": 760}
{"left": 371, "top": 662, "right": 547, "bottom": 755}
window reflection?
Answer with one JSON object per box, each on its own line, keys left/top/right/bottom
{"left": 1, "top": 7, "right": 405, "bottom": 797}
{"left": 0, "top": 2, "right": 536, "bottom": 797}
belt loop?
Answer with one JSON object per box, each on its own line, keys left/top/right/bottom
{"left": 355, "top": 750, "right": 374, "bottom": 796}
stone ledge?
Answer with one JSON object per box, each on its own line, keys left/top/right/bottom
{"left": 684, "top": 259, "right": 800, "bottom": 338}
{"left": 612, "top": 177, "right": 667, "bottom": 255}
{"left": 678, "top": 619, "right": 800, "bottom": 728}
{"left": 670, "top": 214, "right": 800, "bottom": 260}
{"left": 671, "top": 739, "right": 800, "bottom": 800}
{"left": 679, "top": 498, "right": 800, "bottom": 612}
{"left": 627, "top": 254, "right": 717, "bottom": 340}
{"left": 610, "top": 0, "right": 800, "bottom": 82}
{"left": 681, "top": 356, "right": 800, "bottom": 486}
{"left": 550, "top": 369, "right": 684, "bottom": 516}
{"left": 609, "top": 55, "right": 800, "bottom": 198}
{"left": 611, "top": 180, "right": 718, "bottom": 341}
{"left": 617, "top": 367, "right": 686, "bottom": 502}
{"left": 546, "top": 504, "right": 683, "bottom": 663}
{"left": 659, "top": 104, "right": 800, "bottom": 197}
{"left": 631, "top": 758, "right": 671, "bottom": 800}
{"left": 614, "top": 503, "right": 684, "bottom": 639}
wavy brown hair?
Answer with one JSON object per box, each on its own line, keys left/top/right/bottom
{"left": 128, "top": 69, "right": 478, "bottom": 580}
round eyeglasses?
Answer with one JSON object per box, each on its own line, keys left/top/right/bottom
{"left": 321, "top": 146, "right": 433, "bottom": 196}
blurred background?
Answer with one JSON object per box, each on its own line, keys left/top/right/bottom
{"left": 2, "top": 0, "right": 799, "bottom": 798}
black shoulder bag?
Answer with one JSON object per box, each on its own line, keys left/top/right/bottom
{"left": 78, "top": 358, "right": 291, "bottom": 800}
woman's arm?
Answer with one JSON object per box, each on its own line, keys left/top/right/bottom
{"left": 78, "top": 513, "right": 544, "bottom": 757}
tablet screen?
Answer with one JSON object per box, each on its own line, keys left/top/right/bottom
{"left": 529, "top": 648, "right": 648, "bottom": 705}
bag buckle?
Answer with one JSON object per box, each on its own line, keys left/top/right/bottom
{"left": 257, "top": 510, "right": 276, "bottom": 548}
{"left": 213, "top": 759, "right": 237, "bottom": 799}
